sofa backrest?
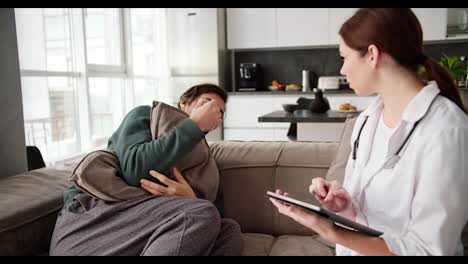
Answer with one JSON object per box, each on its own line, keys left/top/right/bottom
{"left": 210, "top": 141, "right": 339, "bottom": 237}
{"left": 211, "top": 140, "right": 468, "bottom": 255}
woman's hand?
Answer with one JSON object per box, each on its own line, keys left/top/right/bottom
{"left": 269, "top": 189, "right": 337, "bottom": 242}
{"left": 140, "top": 167, "right": 197, "bottom": 199}
{"left": 270, "top": 189, "right": 394, "bottom": 255}
{"left": 309, "top": 178, "right": 355, "bottom": 219}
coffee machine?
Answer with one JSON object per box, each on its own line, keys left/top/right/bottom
{"left": 238, "top": 63, "right": 263, "bottom": 91}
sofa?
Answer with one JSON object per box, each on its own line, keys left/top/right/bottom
{"left": 1, "top": 139, "right": 467, "bottom": 255}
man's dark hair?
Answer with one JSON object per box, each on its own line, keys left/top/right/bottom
{"left": 178, "top": 83, "right": 228, "bottom": 109}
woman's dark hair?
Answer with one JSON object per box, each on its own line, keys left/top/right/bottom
{"left": 340, "top": 8, "right": 466, "bottom": 114}
{"left": 178, "top": 83, "right": 228, "bottom": 109}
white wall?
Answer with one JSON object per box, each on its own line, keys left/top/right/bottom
{"left": 0, "top": 9, "right": 28, "bottom": 178}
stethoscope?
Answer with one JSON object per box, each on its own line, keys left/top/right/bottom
{"left": 351, "top": 97, "right": 435, "bottom": 170}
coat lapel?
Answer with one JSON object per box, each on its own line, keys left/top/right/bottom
{"left": 356, "top": 82, "right": 441, "bottom": 194}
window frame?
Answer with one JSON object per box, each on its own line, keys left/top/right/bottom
{"left": 16, "top": 8, "right": 164, "bottom": 165}
{"left": 83, "top": 8, "right": 127, "bottom": 75}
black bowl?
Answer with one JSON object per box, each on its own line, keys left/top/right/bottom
{"left": 282, "top": 104, "right": 300, "bottom": 113}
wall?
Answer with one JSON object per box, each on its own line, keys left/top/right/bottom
{"left": 0, "top": 8, "right": 27, "bottom": 178}
{"left": 233, "top": 41, "right": 468, "bottom": 91}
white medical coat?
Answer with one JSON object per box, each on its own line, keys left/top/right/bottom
{"left": 336, "top": 81, "right": 468, "bottom": 256}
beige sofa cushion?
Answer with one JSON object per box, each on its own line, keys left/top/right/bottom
{"left": 242, "top": 233, "right": 275, "bottom": 256}
{"left": 325, "top": 115, "right": 357, "bottom": 184}
{"left": 269, "top": 235, "right": 334, "bottom": 256}
{"left": 241, "top": 233, "right": 334, "bottom": 256}
{"left": 210, "top": 141, "right": 338, "bottom": 236}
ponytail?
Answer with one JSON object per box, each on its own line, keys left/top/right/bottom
{"left": 422, "top": 57, "right": 467, "bottom": 114}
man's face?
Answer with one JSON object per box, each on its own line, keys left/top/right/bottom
{"left": 182, "top": 92, "right": 226, "bottom": 118}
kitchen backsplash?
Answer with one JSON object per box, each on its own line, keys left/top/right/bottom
{"left": 232, "top": 42, "right": 468, "bottom": 91}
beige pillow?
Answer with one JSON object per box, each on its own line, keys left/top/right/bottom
{"left": 150, "top": 101, "right": 220, "bottom": 202}
{"left": 325, "top": 115, "right": 357, "bottom": 184}
{"left": 69, "top": 150, "right": 147, "bottom": 202}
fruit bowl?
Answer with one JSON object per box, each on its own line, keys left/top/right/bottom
{"left": 286, "top": 84, "right": 300, "bottom": 91}
{"left": 268, "top": 86, "right": 279, "bottom": 91}
{"left": 338, "top": 103, "right": 358, "bottom": 112}
{"left": 282, "top": 104, "right": 300, "bottom": 113}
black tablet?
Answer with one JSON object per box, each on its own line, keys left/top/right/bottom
{"left": 267, "top": 191, "right": 383, "bottom": 237}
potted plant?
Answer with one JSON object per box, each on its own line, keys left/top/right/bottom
{"left": 439, "top": 54, "right": 467, "bottom": 87}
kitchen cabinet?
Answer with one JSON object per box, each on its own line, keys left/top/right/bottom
{"left": 224, "top": 128, "right": 290, "bottom": 141}
{"left": 227, "top": 8, "right": 459, "bottom": 50}
{"left": 223, "top": 95, "right": 293, "bottom": 141}
{"left": 224, "top": 128, "right": 275, "bottom": 141}
{"left": 277, "top": 8, "right": 328, "bottom": 47}
{"left": 297, "top": 123, "right": 345, "bottom": 142}
{"left": 228, "top": 8, "right": 330, "bottom": 49}
{"left": 224, "top": 96, "right": 274, "bottom": 128}
{"left": 227, "top": 8, "right": 276, "bottom": 49}
{"left": 329, "top": 8, "right": 449, "bottom": 44}
{"left": 328, "top": 8, "right": 358, "bottom": 45}
{"left": 446, "top": 8, "right": 468, "bottom": 39}
{"left": 412, "top": 8, "right": 448, "bottom": 41}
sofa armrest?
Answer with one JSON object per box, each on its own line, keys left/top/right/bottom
{"left": 0, "top": 167, "right": 73, "bottom": 255}
{"left": 210, "top": 141, "right": 338, "bottom": 236}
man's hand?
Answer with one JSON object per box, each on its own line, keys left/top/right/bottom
{"left": 140, "top": 168, "right": 197, "bottom": 199}
{"left": 189, "top": 99, "right": 223, "bottom": 132}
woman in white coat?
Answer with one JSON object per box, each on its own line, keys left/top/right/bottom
{"left": 269, "top": 8, "right": 468, "bottom": 256}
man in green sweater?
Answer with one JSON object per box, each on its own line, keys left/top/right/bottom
{"left": 63, "top": 97, "right": 215, "bottom": 205}
{"left": 50, "top": 84, "right": 243, "bottom": 256}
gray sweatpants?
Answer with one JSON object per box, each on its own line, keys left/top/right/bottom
{"left": 49, "top": 193, "right": 243, "bottom": 256}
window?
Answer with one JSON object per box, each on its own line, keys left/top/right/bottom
{"left": 88, "top": 77, "right": 125, "bottom": 147}
{"left": 15, "top": 8, "right": 80, "bottom": 163}
{"left": 21, "top": 76, "right": 79, "bottom": 162}
{"left": 85, "top": 8, "right": 124, "bottom": 70}
{"left": 15, "top": 8, "right": 166, "bottom": 164}
{"left": 134, "top": 78, "right": 158, "bottom": 106}
{"left": 16, "top": 8, "right": 75, "bottom": 72}
{"left": 130, "top": 9, "right": 156, "bottom": 76}
{"left": 127, "top": 8, "right": 163, "bottom": 107}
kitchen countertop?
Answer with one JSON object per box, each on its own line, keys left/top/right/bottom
{"left": 229, "top": 88, "right": 355, "bottom": 95}
{"left": 231, "top": 87, "right": 468, "bottom": 96}
{"left": 258, "top": 109, "right": 361, "bottom": 123}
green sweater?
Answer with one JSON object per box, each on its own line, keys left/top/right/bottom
{"left": 63, "top": 105, "right": 205, "bottom": 205}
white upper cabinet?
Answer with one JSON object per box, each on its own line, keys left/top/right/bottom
{"left": 412, "top": 8, "right": 448, "bottom": 41}
{"left": 167, "top": 8, "right": 219, "bottom": 76}
{"left": 227, "top": 8, "right": 454, "bottom": 49}
{"left": 328, "top": 8, "right": 358, "bottom": 45}
{"left": 446, "top": 8, "right": 468, "bottom": 39}
{"left": 330, "top": 8, "right": 448, "bottom": 43}
{"left": 227, "top": 8, "right": 276, "bottom": 49}
{"left": 277, "top": 8, "right": 329, "bottom": 47}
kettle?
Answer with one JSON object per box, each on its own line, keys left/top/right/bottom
{"left": 296, "top": 88, "right": 330, "bottom": 113}
{"left": 310, "top": 88, "right": 330, "bottom": 113}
